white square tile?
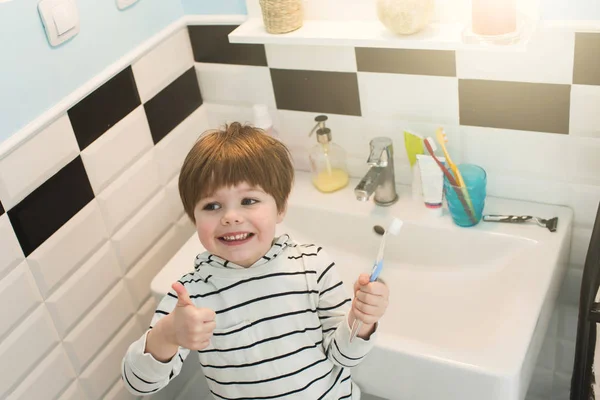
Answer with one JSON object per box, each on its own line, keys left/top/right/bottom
{"left": 265, "top": 44, "right": 357, "bottom": 72}
{"left": 536, "top": 335, "right": 556, "bottom": 370}
{"left": 104, "top": 379, "right": 139, "bottom": 400}
{"left": 132, "top": 28, "right": 195, "bottom": 103}
{"left": 57, "top": 381, "right": 86, "bottom": 400}
{"left": 6, "top": 345, "right": 75, "bottom": 400}
{"left": 566, "top": 182, "right": 600, "bottom": 229}
{"left": 456, "top": 28, "right": 575, "bottom": 84}
{"left": 556, "top": 339, "right": 576, "bottom": 374}
{"left": 0, "top": 114, "right": 79, "bottom": 210}
{"left": 195, "top": 63, "right": 276, "bottom": 108}
{"left": 176, "top": 212, "right": 196, "bottom": 240}
{"left": 461, "top": 126, "right": 573, "bottom": 182}
{"left": 569, "top": 136, "right": 600, "bottom": 186}
{"left": 357, "top": 72, "right": 460, "bottom": 124}
{"left": 570, "top": 227, "right": 593, "bottom": 267}
{"left": 0, "top": 305, "right": 59, "bottom": 398}
{"left": 558, "top": 305, "right": 579, "bottom": 343}
{"left": 484, "top": 172, "right": 572, "bottom": 206}
{"left": 112, "top": 189, "right": 179, "bottom": 272}
{"left": 203, "top": 103, "right": 257, "bottom": 128}
{"left": 79, "top": 319, "right": 143, "bottom": 400}
{"left": 97, "top": 150, "right": 161, "bottom": 234}
{"left": 558, "top": 266, "right": 583, "bottom": 307}
{"left": 154, "top": 105, "right": 209, "bottom": 185}
{"left": 81, "top": 107, "right": 154, "bottom": 194}
{"left": 551, "top": 372, "right": 572, "bottom": 400}
{"left": 277, "top": 110, "right": 367, "bottom": 157}
{"left": 46, "top": 243, "right": 121, "bottom": 338}
{"left": 63, "top": 282, "right": 135, "bottom": 373}
{"left": 28, "top": 201, "right": 109, "bottom": 298}
{"left": 137, "top": 296, "right": 157, "bottom": 331}
{"left": 0, "top": 214, "right": 25, "bottom": 280}
{"left": 570, "top": 84, "right": 600, "bottom": 138}
{"left": 124, "top": 225, "right": 185, "bottom": 308}
{"left": 0, "top": 260, "right": 42, "bottom": 340}
{"left": 527, "top": 368, "right": 554, "bottom": 398}
{"left": 165, "top": 174, "right": 184, "bottom": 220}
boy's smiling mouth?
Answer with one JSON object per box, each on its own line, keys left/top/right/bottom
{"left": 218, "top": 232, "right": 255, "bottom": 245}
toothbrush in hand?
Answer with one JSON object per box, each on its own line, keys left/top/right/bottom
{"left": 350, "top": 218, "right": 403, "bottom": 343}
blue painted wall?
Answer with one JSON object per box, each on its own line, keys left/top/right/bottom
{"left": 181, "top": 0, "right": 247, "bottom": 15}
{"left": 0, "top": 0, "right": 183, "bottom": 144}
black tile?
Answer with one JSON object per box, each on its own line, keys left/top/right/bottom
{"left": 144, "top": 67, "right": 203, "bottom": 144}
{"left": 270, "top": 69, "right": 361, "bottom": 116}
{"left": 0, "top": 200, "right": 4, "bottom": 217}
{"left": 573, "top": 33, "right": 600, "bottom": 85}
{"left": 8, "top": 156, "right": 94, "bottom": 257}
{"left": 68, "top": 67, "right": 141, "bottom": 150}
{"left": 188, "top": 25, "right": 268, "bottom": 66}
{"left": 356, "top": 48, "right": 456, "bottom": 77}
{"left": 459, "top": 79, "right": 571, "bottom": 134}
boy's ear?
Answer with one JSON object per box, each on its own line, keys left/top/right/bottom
{"left": 276, "top": 202, "right": 288, "bottom": 223}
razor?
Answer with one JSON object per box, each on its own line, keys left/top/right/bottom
{"left": 482, "top": 214, "right": 558, "bottom": 232}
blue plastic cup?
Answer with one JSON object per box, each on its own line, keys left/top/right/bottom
{"left": 443, "top": 164, "right": 487, "bottom": 227}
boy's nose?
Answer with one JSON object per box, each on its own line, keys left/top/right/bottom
{"left": 221, "top": 211, "right": 242, "bottom": 225}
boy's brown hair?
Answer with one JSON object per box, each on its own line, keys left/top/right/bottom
{"left": 179, "top": 122, "right": 294, "bottom": 222}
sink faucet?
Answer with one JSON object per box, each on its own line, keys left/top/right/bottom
{"left": 354, "top": 137, "right": 398, "bottom": 206}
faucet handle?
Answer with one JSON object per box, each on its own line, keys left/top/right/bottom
{"left": 367, "top": 137, "right": 393, "bottom": 167}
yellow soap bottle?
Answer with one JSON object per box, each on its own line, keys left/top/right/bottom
{"left": 308, "top": 115, "right": 349, "bottom": 193}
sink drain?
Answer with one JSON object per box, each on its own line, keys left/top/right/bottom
{"left": 373, "top": 225, "right": 385, "bottom": 235}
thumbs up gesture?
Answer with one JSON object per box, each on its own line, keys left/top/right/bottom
{"left": 170, "top": 282, "right": 216, "bottom": 350}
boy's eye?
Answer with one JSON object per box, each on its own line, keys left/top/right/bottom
{"left": 242, "top": 198, "right": 258, "bottom": 206}
{"left": 203, "top": 202, "right": 221, "bottom": 211}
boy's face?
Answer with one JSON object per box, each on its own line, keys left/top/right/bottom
{"left": 193, "top": 182, "right": 286, "bottom": 268}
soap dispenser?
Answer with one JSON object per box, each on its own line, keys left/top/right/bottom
{"left": 308, "top": 115, "right": 349, "bottom": 193}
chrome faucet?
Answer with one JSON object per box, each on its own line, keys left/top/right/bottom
{"left": 354, "top": 137, "right": 398, "bottom": 206}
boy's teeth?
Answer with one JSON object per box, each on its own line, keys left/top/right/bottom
{"left": 223, "top": 233, "right": 249, "bottom": 241}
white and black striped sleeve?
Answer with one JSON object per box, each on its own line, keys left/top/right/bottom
{"left": 122, "top": 286, "right": 191, "bottom": 396}
{"left": 315, "top": 249, "right": 376, "bottom": 368}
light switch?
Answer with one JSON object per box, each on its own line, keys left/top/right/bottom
{"left": 38, "top": 0, "right": 80, "bottom": 47}
{"left": 52, "top": 4, "right": 75, "bottom": 35}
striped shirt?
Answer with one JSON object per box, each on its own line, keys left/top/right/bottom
{"left": 122, "top": 235, "right": 375, "bottom": 399}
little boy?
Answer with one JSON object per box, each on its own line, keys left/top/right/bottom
{"left": 122, "top": 122, "right": 389, "bottom": 399}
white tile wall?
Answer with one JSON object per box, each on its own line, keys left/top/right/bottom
{"left": 79, "top": 319, "right": 143, "bottom": 400}
{"left": 0, "top": 114, "right": 79, "bottom": 209}
{"left": 0, "top": 305, "right": 60, "bottom": 398}
{"left": 132, "top": 28, "right": 195, "bottom": 103}
{"left": 570, "top": 84, "right": 600, "bottom": 138}
{"left": 194, "top": 63, "right": 276, "bottom": 107}
{"left": 0, "top": 214, "right": 24, "bottom": 280}
{"left": 46, "top": 243, "right": 122, "bottom": 337}
{"left": 265, "top": 44, "right": 358, "bottom": 72}
{"left": 138, "top": 296, "right": 158, "bottom": 330}
{"left": 63, "top": 282, "right": 135, "bottom": 373}
{"left": 6, "top": 346, "right": 76, "bottom": 400}
{"left": 58, "top": 381, "right": 88, "bottom": 400}
{"left": 104, "top": 379, "right": 139, "bottom": 400}
{"left": 154, "top": 106, "right": 209, "bottom": 185}
{"left": 28, "top": 200, "right": 109, "bottom": 298}
{"left": 357, "top": 72, "right": 460, "bottom": 124}
{"left": 456, "top": 28, "right": 575, "bottom": 84}
{"left": 97, "top": 149, "right": 162, "bottom": 234}
{"left": 81, "top": 106, "right": 154, "bottom": 194}
{"left": 112, "top": 189, "right": 180, "bottom": 272}
{"left": 0, "top": 261, "right": 41, "bottom": 340}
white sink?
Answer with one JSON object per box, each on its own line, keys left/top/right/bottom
{"left": 151, "top": 171, "right": 573, "bottom": 400}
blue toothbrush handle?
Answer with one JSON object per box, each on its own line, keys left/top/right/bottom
{"left": 369, "top": 260, "right": 383, "bottom": 282}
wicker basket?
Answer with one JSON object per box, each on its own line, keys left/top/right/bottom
{"left": 259, "top": 0, "right": 304, "bottom": 34}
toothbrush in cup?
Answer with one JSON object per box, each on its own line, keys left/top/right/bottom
{"left": 349, "top": 218, "right": 404, "bottom": 343}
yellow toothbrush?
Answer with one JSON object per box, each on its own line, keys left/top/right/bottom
{"left": 435, "top": 128, "right": 475, "bottom": 214}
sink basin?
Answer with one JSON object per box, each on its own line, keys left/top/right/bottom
{"left": 151, "top": 171, "right": 573, "bottom": 400}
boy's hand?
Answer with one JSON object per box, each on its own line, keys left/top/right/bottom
{"left": 169, "top": 282, "right": 216, "bottom": 350}
{"left": 351, "top": 273, "right": 389, "bottom": 327}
